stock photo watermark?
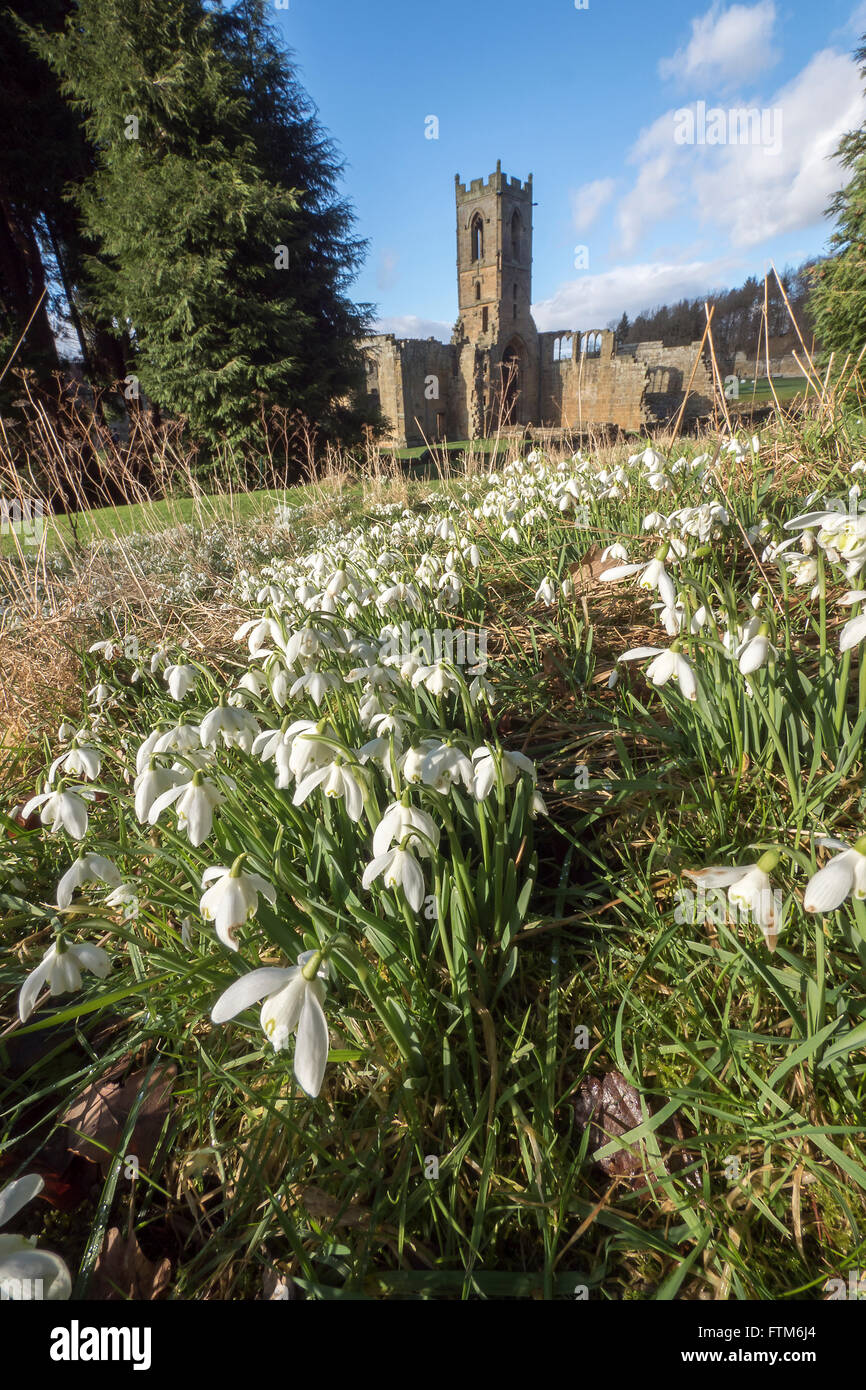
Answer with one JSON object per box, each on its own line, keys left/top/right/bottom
{"left": 674, "top": 101, "right": 782, "bottom": 155}
{"left": 1, "top": 497, "right": 45, "bottom": 547}
{"left": 380, "top": 621, "right": 489, "bottom": 674}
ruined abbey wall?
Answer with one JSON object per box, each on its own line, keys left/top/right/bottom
{"left": 631, "top": 341, "right": 715, "bottom": 422}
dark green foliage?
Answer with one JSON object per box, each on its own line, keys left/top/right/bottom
{"left": 809, "top": 41, "right": 866, "bottom": 364}
{"left": 35, "top": 0, "right": 376, "bottom": 452}
{"left": 0, "top": 2, "right": 83, "bottom": 409}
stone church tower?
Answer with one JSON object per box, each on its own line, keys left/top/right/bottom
{"left": 356, "top": 163, "right": 715, "bottom": 448}
{"left": 451, "top": 161, "right": 539, "bottom": 435}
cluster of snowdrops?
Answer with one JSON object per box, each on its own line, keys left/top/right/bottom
{"left": 5, "top": 438, "right": 866, "bottom": 1295}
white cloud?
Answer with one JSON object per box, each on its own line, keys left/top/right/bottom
{"left": 570, "top": 178, "right": 616, "bottom": 232}
{"left": 659, "top": 2, "right": 779, "bottom": 87}
{"left": 616, "top": 149, "right": 680, "bottom": 255}
{"left": 691, "top": 49, "right": 866, "bottom": 245}
{"left": 532, "top": 257, "right": 738, "bottom": 331}
{"left": 372, "top": 315, "right": 452, "bottom": 342}
{"left": 614, "top": 45, "right": 866, "bottom": 255}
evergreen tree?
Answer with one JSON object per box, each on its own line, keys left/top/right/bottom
{"left": 213, "top": 0, "right": 374, "bottom": 441}
{"left": 0, "top": 1, "right": 86, "bottom": 407}
{"left": 809, "top": 40, "right": 866, "bottom": 361}
{"left": 36, "top": 0, "right": 373, "bottom": 453}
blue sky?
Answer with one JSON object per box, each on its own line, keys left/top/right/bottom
{"left": 272, "top": 0, "right": 866, "bottom": 339}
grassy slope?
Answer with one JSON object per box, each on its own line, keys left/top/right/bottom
{"left": 3, "top": 415, "right": 866, "bottom": 1301}
{"left": 0, "top": 486, "right": 313, "bottom": 558}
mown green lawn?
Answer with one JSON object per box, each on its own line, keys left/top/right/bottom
{"left": 0, "top": 485, "right": 310, "bottom": 558}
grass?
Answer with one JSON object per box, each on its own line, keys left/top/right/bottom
{"left": 2, "top": 402, "right": 866, "bottom": 1302}
{"left": 729, "top": 376, "right": 811, "bottom": 410}
{"left": 0, "top": 485, "right": 310, "bottom": 558}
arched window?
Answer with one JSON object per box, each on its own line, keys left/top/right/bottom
{"left": 511, "top": 209, "right": 521, "bottom": 262}
{"left": 553, "top": 337, "right": 560, "bottom": 362}
{"left": 482, "top": 306, "right": 489, "bottom": 333}
{"left": 560, "top": 334, "right": 573, "bottom": 361}
{"left": 475, "top": 282, "right": 481, "bottom": 301}
{"left": 512, "top": 282, "right": 518, "bottom": 320}
{"left": 470, "top": 214, "right": 483, "bottom": 262}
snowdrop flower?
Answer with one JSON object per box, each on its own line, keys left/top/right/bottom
{"left": 600, "top": 548, "right": 676, "bottom": 609}
{"left": 658, "top": 601, "right": 684, "bottom": 637}
{"left": 147, "top": 770, "right": 224, "bottom": 847}
{"left": 418, "top": 740, "right": 474, "bottom": 793}
{"left": 411, "top": 661, "right": 462, "bottom": 698}
{"left": 18, "top": 938, "right": 112, "bottom": 1021}
{"left": 88, "top": 682, "right": 113, "bottom": 707}
{"left": 134, "top": 763, "right": 183, "bottom": 823}
{"left": 293, "top": 758, "right": 366, "bottom": 822}
{"left": 737, "top": 626, "right": 774, "bottom": 675}
{"left": 230, "top": 669, "right": 269, "bottom": 705}
{"left": 641, "top": 447, "right": 666, "bottom": 470}
{"left": 200, "top": 859, "right": 277, "bottom": 950}
{"left": 469, "top": 673, "right": 496, "bottom": 705}
{"left": 373, "top": 800, "right": 440, "bottom": 858}
{"left": 618, "top": 644, "right": 697, "bottom": 701}
{"left": 785, "top": 510, "right": 866, "bottom": 573}
{"left": 56, "top": 853, "right": 121, "bottom": 910}
{"left": 164, "top": 663, "right": 197, "bottom": 700}
{"left": 290, "top": 669, "right": 344, "bottom": 706}
{"left": 149, "top": 645, "right": 170, "bottom": 674}
{"left": 211, "top": 952, "right": 330, "bottom": 1097}
{"left": 534, "top": 577, "right": 557, "bottom": 606}
{"left": 362, "top": 844, "right": 427, "bottom": 912}
{"left": 646, "top": 471, "right": 671, "bottom": 492}
{"left": 199, "top": 706, "right": 260, "bottom": 752}
{"left": 104, "top": 882, "right": 139, "bottom": 920}
{"left": 804, "top": 836, "right": 866, "bottom": 913}
{"left": 784, "top": 555, "right": 819, "bottom": 587}
{"left": 234, "top": 615, "right": 280, "bottom": 656}
{"left": 376, "top": 581, "right": 421, "bottom": 613}
{"left": 48, "top": 743, "right": 102, "bottom": 784}
{"left": 286, "top": 720, "right": 340, "bottom": 782}
{"left": 282, "top": 626, "right": 342, "bottom": 666}
{"left": 684, "top": 852, "right": 781, "bottom": 946}
{"left": 600, "top": 543, "right": 629, "bottom": 563}
{"left": 21, "top": 786, "right": 96, "bottom": 840}
{"left": 88, "top": 639, "right": 122, "bottom": 660}
{"left": 837, "top": 591, "right": 866, "bottom": 652}
{"left": 0, "top": 1175, "right": 71, "bottom": 1300}
{"left": 472, "top": 746, "right": 537, "bottom": 801}
{"left": 153, "top": 723, "right": 202, "bottom": 758}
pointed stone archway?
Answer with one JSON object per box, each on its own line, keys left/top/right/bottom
{"left": 499, "top": 337, "right": 526, "bottom": 425}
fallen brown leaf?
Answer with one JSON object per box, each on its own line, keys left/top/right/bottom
{"left": 570, "top": 544, "right": 608, "bottom": 589}
{"left": 92, "top": 1225, "right": 171, "bottom": 1301}
{"left": 62, "top": 1062, "right": 176, "bottom": 1177}
{"left": 573, "top": 1070, "right": 694, "bottom": 1193}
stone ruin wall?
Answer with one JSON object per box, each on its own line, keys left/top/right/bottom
{"left": 361, "top": 331, "right": 722, "bottom": 448}
{"left": 630, "top": 340, "right": 715, "bottom": 423}
{"left": 538, "top": 329, "right": 646, "bottom": 433}
{"left": 359, "top": 334, "right": 457, "bottom": 448}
